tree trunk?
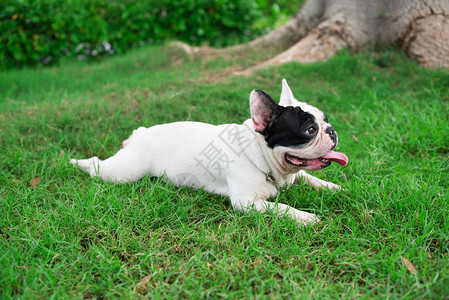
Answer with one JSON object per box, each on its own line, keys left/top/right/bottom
{"left": 174, "top": 0, "right": 449, "bottom": 74}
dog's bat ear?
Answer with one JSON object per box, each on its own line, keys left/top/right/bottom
{"left": 279, "top": 79, "right": 294, "bottom": 106}
{"left": 250, "top": 89, "right": 282, "bottom": 134}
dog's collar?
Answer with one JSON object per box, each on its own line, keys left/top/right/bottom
{"left": 265, "top": 173, "right": 276, "bottom": 184}
{"left": 250, "top": 158, "right": 283, "bottom": 191}
{"left": 244, "top": 142, "right": 283, "bottom": 191}
{"left": 264, "top": 172, "right": 282, "bottom": 192}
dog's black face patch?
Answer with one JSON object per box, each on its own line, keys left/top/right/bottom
{"left": 264, "top": 106, "right": 318, "bottom": 149}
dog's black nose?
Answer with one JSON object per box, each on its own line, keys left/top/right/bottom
{"left": 326, "top": 126, "right": 337, "bottom": 147}
{"left": 326, "top": 126, "right": 337, "bottom": 138}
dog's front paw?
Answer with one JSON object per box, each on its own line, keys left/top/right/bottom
{"left": 293, "top": 211, "right": 320, "bottom": 225}
{"left": 322, "top": 181, "right": 342, "bottom": 191}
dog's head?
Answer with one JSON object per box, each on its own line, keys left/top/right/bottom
{"left": 250, "top": 79, "right": 348, "bottom": 171}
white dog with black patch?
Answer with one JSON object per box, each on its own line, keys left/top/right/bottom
{"left": 71, "top": 79, "right": 348, "bottom": 224}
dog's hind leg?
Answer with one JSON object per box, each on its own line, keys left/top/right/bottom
{"left": 70, "top": 148, "right": 149, "bottom": 183}
{"left": 70, "top": 156, "right": 101, "bottom": 178}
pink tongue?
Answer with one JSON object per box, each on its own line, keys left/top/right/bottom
{"left": 322, "top": 151, "right": 348, "bottom": 166}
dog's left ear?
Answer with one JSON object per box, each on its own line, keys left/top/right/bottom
{"left": 279, "top": 79, "right": 295, "bottom": 106}
{"left": 250, "top": 89, "right": 282, "bottom": 134}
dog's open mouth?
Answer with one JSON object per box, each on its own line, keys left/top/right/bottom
{"left": 285, "top": 151, "right": 348, "bottom": 170}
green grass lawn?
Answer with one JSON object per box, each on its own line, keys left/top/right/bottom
{"left": 1, "top": 45, "right": 448, "bottom": 298}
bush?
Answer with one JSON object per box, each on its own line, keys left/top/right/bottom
{"left": 0, "top": 0, "right": 262, "bottom": 68}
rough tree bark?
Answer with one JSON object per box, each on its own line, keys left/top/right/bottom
{"left": 174, "top": 0, "right": 449, "bottom": 74}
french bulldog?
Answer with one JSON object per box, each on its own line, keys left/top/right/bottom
{"left": 70, "top": 79, "right": 348, "bottom": 224}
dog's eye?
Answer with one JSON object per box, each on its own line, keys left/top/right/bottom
{"left": 305, "top": 126, "right": 317, "bottom": 135}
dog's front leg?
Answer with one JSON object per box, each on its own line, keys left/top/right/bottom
{"left": 228, "top": 188, "right": 319, "bottom": 224}
{"left": 295, "top": 170, "right": 341, "bottom": 190}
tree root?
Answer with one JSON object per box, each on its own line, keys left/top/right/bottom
{"left": 170, "top": 0, "right": 324, "bottom": 58}
{"left": 233, "top": 16, "right": 352, "bottom": 76}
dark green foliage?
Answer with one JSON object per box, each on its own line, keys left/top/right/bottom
{"left": 0, "top": 0, "right": 263, "bottom": 68}
{"left": 256, "top": 0, "right": 305, "bottom": 16}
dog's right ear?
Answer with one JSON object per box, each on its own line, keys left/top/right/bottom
{"left": 250, "top": 89, "right": 282, "bottom": 134}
